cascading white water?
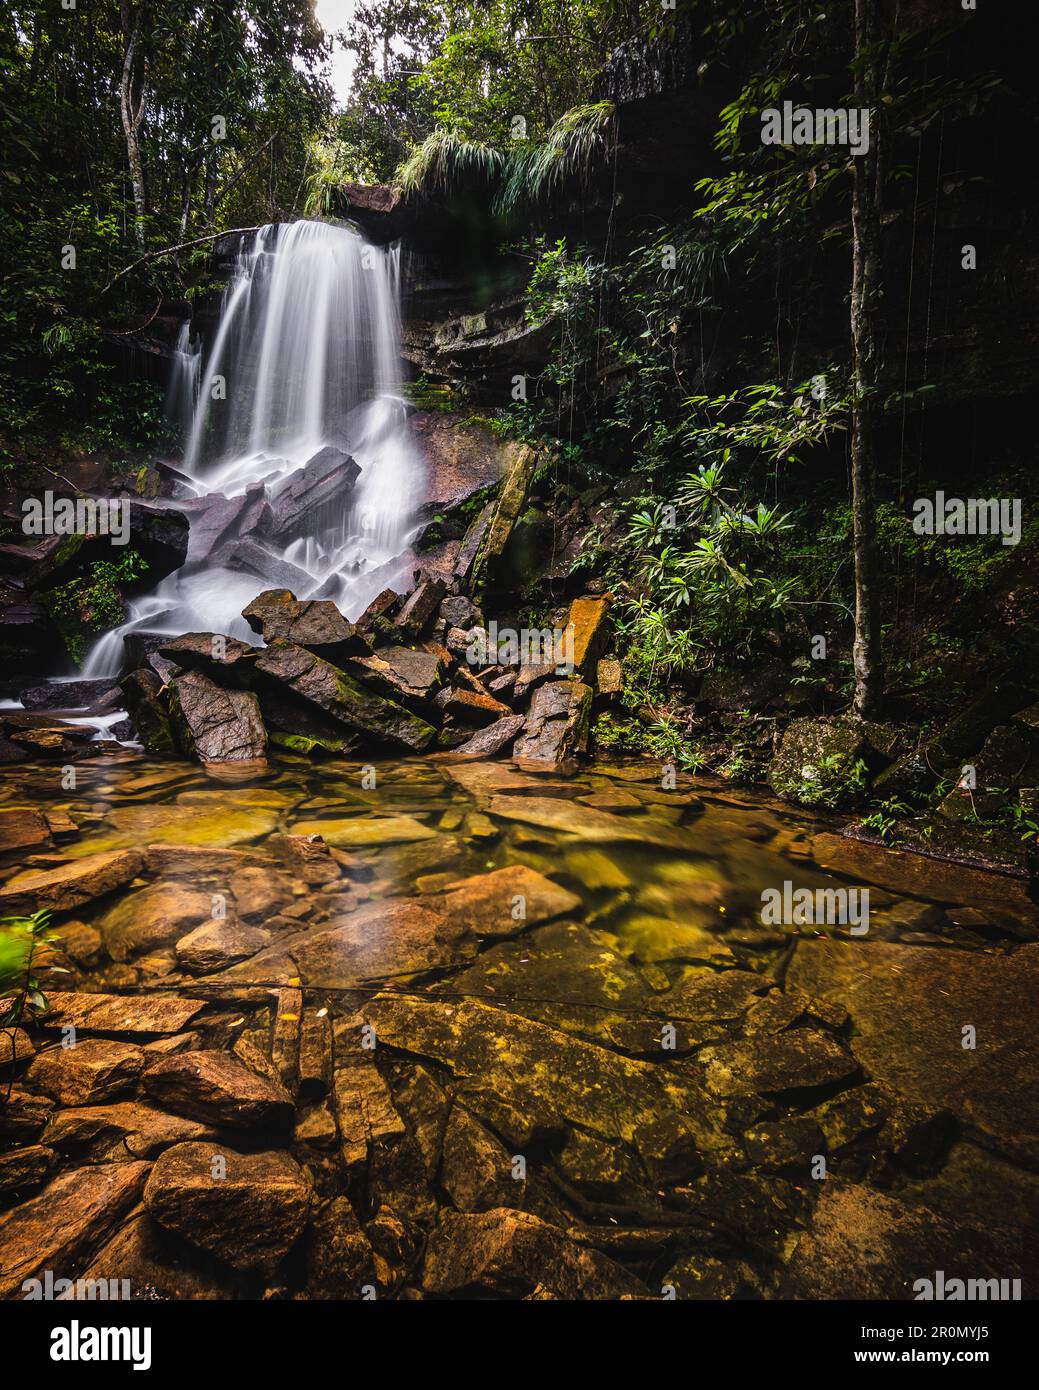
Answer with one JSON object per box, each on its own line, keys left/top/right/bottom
{"left": 84, "top": 220, "right": 423, "bottom": 677}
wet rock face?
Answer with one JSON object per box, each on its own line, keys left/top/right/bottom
{"left": 242, "top": 589, "right": 369, "bottom": 665}
{"left": 254, "top": 640, "right": 437, "bottom": 753}
{"left": 168, "top": 669, "right": 268, "bottom": 763}
{"left": 261, "top": 446, "right": 361, "bottom": 545}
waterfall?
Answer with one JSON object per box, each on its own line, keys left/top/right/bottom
{"left": 84, "top": 220, "right": 422, "bottom": 678}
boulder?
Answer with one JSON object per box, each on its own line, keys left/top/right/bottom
{"left": 168, "top": 668, "right": 267, "bottom": 763}
{"left": 0, "top": 848, "right": 143, "bottom": 913}
{"left": 262, "top": 446, "right": 361, "bottom": 545}
{"left": 439, "top": 1107, "right": 519, "bottom": 1212}
{"left": 175, "top": 918, "right": 270, "bottom": 973}
{"left": 42, "top": 1101, "right": 217, "bottom": 1159}
{"left": 353, "top": 645, "right": 444, "bottom": 703}
{"left": 395, "top": 576, "right": 447, "bottom": 639}
{"left": 432, "top": 865, "right": 581, "bottom": 939}
{"left": 452, "top": 714, "right": 526, "bottom": 759}
{"left": 157, "top": 632, "right": 258, "bottom": 681}
{"left": 513, "top": 679, "right": 592, "bottom": 768}
{"left": 306, "top": 1196, "right": 375, "bottom": 1298}
{"left": 120, "top": 664, "right": 179, "bottom": 754}
{"left": 422, "top": 1208, "right": 648, "bottom": 1299}
{"left": 19, "top": 678, "right": 119, "bottom": 711}
{"left": 332, "top": 1058, "right": 407, "bottom": 1169}
{"left": 596, "top": 657, "right": 623, "bottom": 696}
{"left": 144, "top": 1142, "right": 311, "bottom": 1273}
{"left": 242, "top": 589, "right": 369, "bottom": 664}
{"left": 26, "top": 1039, "right": 146, "bottom": 1106}
{"left": 697, "top": 1031, "right": 860, "bottom": 1097}
{"left": 443, "top": 686, "right": 513, "bottom": 726}
{"left": 470, "top": 442, "right": 538, "bottom": 589}
{"left": 768, "top": 715, "right": 899, "bottom": 803}
{"left": 99, "top": 882, "right": 213, "bottom": 962}
{"left": 0, "top": 806, "right": 54, "bottom": 856}
{"left": 39, "top": 990, "right": 206, "bottom": 1036}
{"left": 253, "top": 640, "right": 436, "bottom": 752}
{"left": 0, "top": 1144, "right": 55, "bottom": 1193}
{"left": 0, "top": 1161, "right": 150, "bottom": 1299}
{"left": 143, "top": 1050, "right": 294, "bottom": 1129}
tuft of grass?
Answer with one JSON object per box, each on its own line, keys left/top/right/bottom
{"left": 494, "top": 101, "right": 616, "bottom": 214}
{"left": 395, "top": 129, "right": 505, "bottom": 200}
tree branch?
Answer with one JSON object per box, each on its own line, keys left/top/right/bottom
{"left": 100, "top": 226, "right": 261, "bottom": 294}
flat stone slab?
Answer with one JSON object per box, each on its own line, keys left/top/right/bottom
{"left": 287, "top": 815, "right": 437, "bottom": 846}
{"left": 781, "top": 1182, "right": 1030, "bottom": 1299}
{"left": 0, "top": 849, "right": 143, "bottom": 912}
{"left": 0, "top": 1161, "right": 150, "bottom": 1299}
{"left": 486, "top": 795, "right": 692, "bottom": 847}
{"left": 40, "top": 991, "right": 207, "bottom": 1036}
{"left": 788, "top": 940, "right": 1039, "bottom": 1165}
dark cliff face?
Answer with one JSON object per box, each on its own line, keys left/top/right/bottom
{"left": 371, "top": 4, "right": 1038, "bottom": 437}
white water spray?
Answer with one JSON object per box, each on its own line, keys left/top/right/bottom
{"left": 85, "top": 221, "right": 423, "bottom": 677}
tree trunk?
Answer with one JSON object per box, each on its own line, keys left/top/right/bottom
{"left": 849, "top": 0, "right": 884, "bottom": 719}
{"left": 119, "top": 1, "right": 147, "bottom": 247}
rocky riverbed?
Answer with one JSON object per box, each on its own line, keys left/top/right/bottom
{"left": 1, "top": 750, "right": 1037, "bottom": 1300}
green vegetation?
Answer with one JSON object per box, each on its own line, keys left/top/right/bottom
{"left": 43, "top": 549, "right": 149, "bottom": 662}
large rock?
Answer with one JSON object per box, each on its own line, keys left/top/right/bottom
{"left": 175, "top": 918, "right": 270, "bottom": 973}
{"left": 422, "top": 1208, "right": 648, "bottom": 1299}
{"left": 156, "top": 632, "right": 257, "bottom": 681}
{"left": 768, "top": 716, "right": 899, "bottom": 803}
{"left": 253, "top": 640, "right": 436, "bottom": 752}
{"left": 0, "top": 1162, "right": 150, "bottom": 1299}
{"left": 788, "top": 940, "right": 1039, "bottom": 1165}
{"left": 432, "top": 865, "right": 581, "bottom": 939}
{"left": 99, "top": 882, "right": 213, "bottom": 962}
{"left": 143, "top": 1050, "right": 294, "bottom": 1129}
{"left": 168, "top": 668, "right": 267, "bottom": 763}
{"left": 513, "top": 679, "right": 592, "bottom": 768}
{"left": 144, "top": 1142, "right": 311, "bottom": 1273}
{"left": 27, "top": 1039, "right": 145, "bottom": 1106}
{"left": 452, "top": 714, "right": 526, "bottom": 758}
{"left": 262, "top": 446, "right": 361, "bottom": 545}
{"left": 470, "top": 442, "right": 538, "bottom": 589}
{"left": 67, "top": 1210, "right": 228, "bottom": 1301}
{"left": 0, "top": 848, "right": 142, "bottom": 913}
{"left": 0, "top": 806, "right": 54, "bottom": 855}
{"left": 353, "top": 645, "right": 444, "bottom": 704}
{"left": 565, "top": 596, "right": 611, "bottom": 675}
{"left": 697, "top": 1030, "right": 860, "bottom": 1098}
{"left": 19, "top": 678, "right": 119, "bottom": 712}
{"left": 225, "top": 899, "right": 470, "bottom": 987}
{"left": 39, "top": 990, "right": 206, "bottom": 1036}
{"left": 242, "top": 589, "right": 369, "bottom": 664}
{"left": 395, "top": 576, "right": 447, "bottom": 640}
{"left": 42, "top": 1101, "right": 217, "bottom": 1159}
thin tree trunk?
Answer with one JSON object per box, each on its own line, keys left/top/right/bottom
{"left": 119, "top": 1, "right": 148, "bottom": 247}
{"left": 849, "top": 0, "right": 885, "bottom": 718}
